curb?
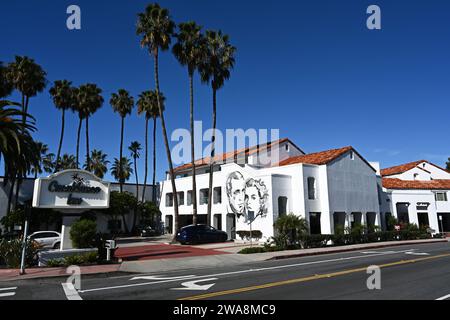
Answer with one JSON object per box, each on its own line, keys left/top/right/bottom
{"left": 266, "top": 239, "right": 448, "bottom": 261}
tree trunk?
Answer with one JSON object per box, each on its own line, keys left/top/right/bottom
{"left": 55, "top": 109, "right": 65, "bottom": 172}
{"left": 207, "top": 88, "right": 217, "bottom": 227}
{"left": 76, "top": 116, "right": 82, "bottom": 168}
{"left": 85, "top": 116, "right": 90, "bottom": 170}
{"left": 189, "top": 72, "right": 198, "bottom": 226}
{"left": 142, "top": 118, "right": 149, "bottom": 203}
{"left": 119, "top": 116, "right": 124, "bottom": 192}
{"left": 152, "top": 116, "right": 157, "bottom": 203}
{"left": 154, "top": 49, "right": 179, "bottom": 238}
{"left": 132, "top": 156, "right": 139, "bottom": 230}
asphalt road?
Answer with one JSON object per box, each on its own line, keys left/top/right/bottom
{"left": 1, "top": 241, "right": 450, "bottom": 300}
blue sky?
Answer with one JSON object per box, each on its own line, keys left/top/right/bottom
{"left": 1, "top": 0, "right": 449, "bottom": 182}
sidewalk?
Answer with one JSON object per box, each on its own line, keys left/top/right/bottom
{"left": 120, "top": 238, "right": 448, "bottom": 273}
{"left": 0, "top": 264, "right": 121, "bottom": 282}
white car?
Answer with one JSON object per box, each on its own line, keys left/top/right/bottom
{"left": 28, "top": 231, "right": 61, "bottom": 249}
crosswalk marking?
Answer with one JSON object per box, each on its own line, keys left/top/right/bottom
{"left": 0, "top": 287, "right": 17, "bottom": 298}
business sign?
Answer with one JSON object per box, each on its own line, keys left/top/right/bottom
{"left": 32, "top": 170, "right": 110, "bottom": 210}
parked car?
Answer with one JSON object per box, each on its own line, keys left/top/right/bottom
{"left": 27, "top": 231, "right": 61, "bottom": 249}
{"left": 176, "top": 225, "right": 228, "bottom": 245}
{"left": 136, "top": 225, "right": 157, "bottom": 238}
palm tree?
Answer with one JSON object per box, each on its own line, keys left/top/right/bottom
{"left": 129, "top": 141, "right": 142, "bottom": 230}
{"left": 6, "top": 56, "right": 47, "bottom": 126}
{"left": 0, "top": 62, "right": 13, "bottom": 99}
{"left": 71, "top": 87, "right": 84, "bottom": 168}
{"left": 111, "top": 157, "right": 133, "bottom": 185}
{"left": 49, "top": 80, "right": 75, "bottom": 172}
{"left": 137, "top": 90, "right": 164, "bottom": 204}
{"left": 84, "top": 149, "right": 109, "bottom": 179}
{"left": 128, "top": 141, "right": 142, "bottom": 199}
{"left": 199, "top": 30, "right": 236, "bottom": 226}
{"left": 172, "top": 21, "right": 204, "bottom": 226}
{"left": 75, "top": 84, "right": 104, "bottom": 170}
{"left": 110, "top": 89, "right": 134, "bottom": 192}
{"left": 137, "top": 3, "right": 180, "bottom": 236}
{"left": 31, "top": 142, "right": 55, "bottom": 178}
{"left": 58, "top": 153, "right": 77, "bottom": 170}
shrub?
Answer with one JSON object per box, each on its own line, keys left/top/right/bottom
{"left": 0, "top": 239, "right": 40, "bottom": 268}
{"left": 236, "top": 230, "right": 263, "bottom": 241}
{"left": 70, "top": 219, "right": 97, "bottom": 249}
{"left": 238, "top": 247, "right": 266, "bottom": 254}
{"left": 45, "top": 252, "right": 99, "bottom": 267}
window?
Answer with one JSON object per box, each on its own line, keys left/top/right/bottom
{"left": 165, "top": 193, "right": 174, "bottom": 207}
{"left": 309, "top": 212, "right": 321, "bottom": 235}
{"left": 307, "top": 177, "right": 316, "bottom": 200}
{"left": 200, "top": 189, "right": 209, "bottom": 205}
{"left": 350, "top": 151, "right": 355, "bottom": 160}
{"left": 435, "top": 192, "right": 448, "bottom": 202}
{"left": 187, "top": 190, "right": 193, "bottom": 206}
{"left": 214, "top": 187, "right": 222, "bottom": 204}
{"left": 278, "top": 196, "right": 288, "bottom": 217}
{"left": 285, "top": 144, "right": 290, "bottom": 152}
{"left": 177, "top": 192, "right": 184, "bottom": 206}
{"left": 413, "top": 173, "right": 419, "bottom": 180}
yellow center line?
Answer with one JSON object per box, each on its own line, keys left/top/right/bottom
{"left": 178, "top": 252, "right": 450, "bottom": 300}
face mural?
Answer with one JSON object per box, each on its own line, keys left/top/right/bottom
{"left": 226, "top": 171, "right": 269, "bottom": 223}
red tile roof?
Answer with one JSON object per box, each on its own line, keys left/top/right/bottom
{"left": 277, "top": 146, "right": 353, "bottom": 166}
{"left": 173, "top": 138, "right": 302, "bottom": 173}
{"left": 381, "top": 160, "right": 449, "bottom": 177}
{"left": 380, "top": 160, "right": 426, "bottom": 177}
{"left": 382, "top": 178, "right": 450, "bottom": 190}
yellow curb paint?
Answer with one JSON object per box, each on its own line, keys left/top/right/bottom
{"left": 178, "top": 253, "right": 450, "bottom": 301}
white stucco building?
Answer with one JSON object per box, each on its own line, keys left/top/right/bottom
{"left": 379, "top": 160, "right": 450, "bottom": 233}
{"left": 160, "top": 138, "right": 382, "bottom": 241}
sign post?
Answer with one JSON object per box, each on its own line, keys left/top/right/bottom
{"left": 19, "top": 204, "right": 31, "bottom": 275}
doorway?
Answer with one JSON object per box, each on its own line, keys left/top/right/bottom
{"left": 226, "top": 214, "right": 236, "bottom": 240}
{"left": 417, "top": 212, "right": 430, "bottom": 229}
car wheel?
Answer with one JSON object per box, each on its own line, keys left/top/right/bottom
{"left": 53, "top": 242, "right": 61, "bottom": 249}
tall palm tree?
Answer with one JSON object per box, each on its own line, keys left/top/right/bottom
{"left": 110, "top": 89, "right": 134, "bottom": 192}
{"left": 129, "top": 141, "right": 142, "bottom": 230}
{"left": 137, "top": 90, "right": 164, "bottom": 204}
{"left": 172, "top": 21, "right": 205, "bottom": 226}
{"left": 137, "top": 3, "right": 180, "bottom": 236}
{"left": 31, "top": 142, "right": 55, "bottom": 178}
{"left": 128, "top": 141, "right": 142, "bottom": 199}
{"left": 75, "top": 84, "right": 104, "bottom": 170}
{"left": 6, "top": 56, "right": 47, "bottom": 126}
{"left": 84, "top": 149, "right": 109, "bottom": 179}
{"left": 58, "top": 153, "right": 77, "bottom": 170}
{"left": 199, "top": 30, "right": 236, "bottom": 226}
{"left": 49, "top": 80, "right": 74, "bottom": 172}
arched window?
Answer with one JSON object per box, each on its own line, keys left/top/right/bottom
{"left": 307, "top": 177, "right": 316, "bottom": 200}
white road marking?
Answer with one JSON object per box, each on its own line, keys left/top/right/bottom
{"left": 0, "top": 292, "right": 16, "bottom": 298}
{"left": 61, "top": 283, "right": 83, "bottom": 300}
{"left": 436, "top": 294, "right": 450, "bottom": 300}
{"left": 79, "top": 249, "right": 412, "bottom": 294}
{"left": 171, "top": 278, "right": 218, "bottom": 291}
{"left": 405, "top": 251, "right": 429, "bottom": 256}
{"left": 131, "top": 275, "right": 196, "bottom": 281}
{"left": 0, "top": 287, "right": 17, "bottom": 298}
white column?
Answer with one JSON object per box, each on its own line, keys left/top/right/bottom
{"left": 60, "top": 216, "right": 79, "bottom": 250}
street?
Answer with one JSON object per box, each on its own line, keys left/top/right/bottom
{"left": 1, "top": 241, "right": 450, "bottom": 300}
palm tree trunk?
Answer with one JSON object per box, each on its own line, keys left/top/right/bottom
{"left": 206, "top": 88, "right": 217, "bottom": 227}
{"left": 152, "top": 116, "right": 157, "bottom": 203}
{"left": 55, "top": 109, "right": 65, "bottom": 172}
{"left": 142, "top": 118, "right": 149, "bottom": 203}
{"left": 119, "top": 116, "right": 124, "bottom": 193}
{"left": 85, "top": 116, "right": 90, "bottom": 170}
{"left": 132, "top": 156, "right": 139, "bottom": 230}
{"left": 76, "top": 116, "right": 82, "bottom": 168}
{"left": 189, "top": 72, "right": 198, "bottom": 226}
{"left": 154, "top": 49, "right": 179, "bottom": 237}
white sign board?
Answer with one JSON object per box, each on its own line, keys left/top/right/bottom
{"left": 32, "top": 170, "right": 110, "bottom": 210}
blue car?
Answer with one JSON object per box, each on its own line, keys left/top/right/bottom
{"left": 176, "top": 224, "right": 228, "bottom": 245}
